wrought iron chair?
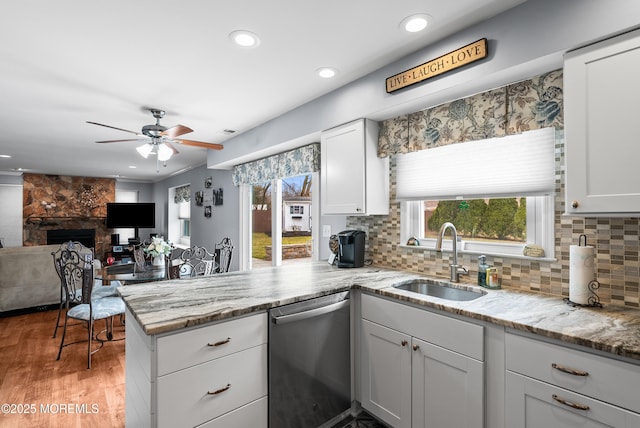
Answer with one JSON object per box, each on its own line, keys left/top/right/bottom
{"left": 214, "top": 237, "right": 234, "bottom": 273}
{"left": 51, "top": 241, "right": 120, "bottom": 338}
{"left": 55, "top": 247, "right": 125, "bottom": 369}
{"left": 169, "top": 245, "right": 218, "bottom": 279}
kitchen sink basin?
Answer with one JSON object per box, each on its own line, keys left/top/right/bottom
{"left": 392, "top": 279, "right": 486, "bottom": 301}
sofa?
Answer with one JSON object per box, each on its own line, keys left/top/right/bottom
{"left": 0, "top": 244, "right": 60, "bottom": 313}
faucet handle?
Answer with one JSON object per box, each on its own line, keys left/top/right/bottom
{"left": 458, "top": 266, "right": 469, "bottom": 276}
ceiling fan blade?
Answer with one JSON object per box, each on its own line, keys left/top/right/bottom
{"left": 86, "top": 121, "right": 140, "bottom": 135}
{"left": 164, "top": 142, "right": 179, "bottom": 154}
{"left": 161, "top": 124, "right": 193, "bottom": 138}
{"left": 176, "top": 139, "right": 224, "bottom": 150}
{"left": 95, "top": 138, "right": 147, "bottom": 143}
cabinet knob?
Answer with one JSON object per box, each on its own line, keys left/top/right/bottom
{"left": 412, "top": 344, "right": 420, "bottom": 351}
{"left": 401, "top": 340, "right": 408, "bottom": 347}
{"left": 571, "top": 200, "right": 579, "bottom": 209}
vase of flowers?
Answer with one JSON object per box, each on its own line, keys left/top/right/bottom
{"left": 144, "top": 236, "right": 172, "bottom": 266}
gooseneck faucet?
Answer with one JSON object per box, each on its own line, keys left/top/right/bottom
{"left": 435, "top": 222, "right": 468, "bottom": 283}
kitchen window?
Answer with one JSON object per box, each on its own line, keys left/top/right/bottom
{"left": 398, "top": 128, "right": 556, "bottom": 259}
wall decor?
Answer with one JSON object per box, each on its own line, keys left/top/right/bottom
{"left": 213, "top": 188, "right": 223, "bottom": 206}
{"left": 386, "top": 38, "right": 488, "bottom": 93}
{"left": 195, "top": 191, "right": 204, "bottom": 206}
{"left": 204, "top": 205, "right": 212, "bottom": 218}
{"left": 204, "top": 176, "right": 212, "bottom": 188}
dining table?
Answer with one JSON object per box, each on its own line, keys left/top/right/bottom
{"left": 98, "top": 263, "right": 167, "bottom": 285}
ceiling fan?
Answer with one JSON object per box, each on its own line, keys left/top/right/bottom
{"left": 87, "top": 108, "right": 223, "bottom": 168}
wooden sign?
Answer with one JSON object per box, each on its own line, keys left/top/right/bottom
{"left": 386, "top": 38, "right": 488, "bottom": 93}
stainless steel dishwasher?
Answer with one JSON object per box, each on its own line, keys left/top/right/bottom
{"left": 269, "top": 291, "right": 351, "bottom": 428}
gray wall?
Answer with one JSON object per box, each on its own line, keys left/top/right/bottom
{"left": 152, "top": 164, "right": 239, "bottom": 272}
{"left": 209, "top": 0, "right": 640, "bottom": 169}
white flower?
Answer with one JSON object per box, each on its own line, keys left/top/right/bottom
{"left": 144, "top": 237, "right": 172, "bottom": 257}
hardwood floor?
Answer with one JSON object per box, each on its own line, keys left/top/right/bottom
{"left": 0, "top": 309, "right": 125, "bottom": 427}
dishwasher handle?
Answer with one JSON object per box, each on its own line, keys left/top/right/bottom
{"left": 271, "top": 299, "right": 349, "bottom": 325}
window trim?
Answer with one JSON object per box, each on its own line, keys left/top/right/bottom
{"left": 400, "top": 196, "right": 555, "bottom": 261}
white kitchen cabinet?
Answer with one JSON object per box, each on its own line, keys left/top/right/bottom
{"left": 360, "top": 294, "right": 484, "bottom": 428}
{"left": 505, "top": 332, "right": 640, "bottom": 427}
{"left": 125, "top": 309, "right": 268, "bottom": 428}
{"left": 321, "top": 118, "right": 389, "bottom": 215}
{"left": 564, "top": 28, "right": 640, "bottom": 215}
{"left": 361, "top": 319, "right": 412, "bottom": 428}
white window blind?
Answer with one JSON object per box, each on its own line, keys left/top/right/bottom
{"left": 396, "top": 128, "right": 556, "bottom": 201}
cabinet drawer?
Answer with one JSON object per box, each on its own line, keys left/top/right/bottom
{"left": 199, "top": 397, "right": 267, "bottom": 428}
{"left": 157, "top": 344, "right": 267, "bottom": 428}
{"left": 157, "top": 312, "right": 267, "bottom": 376}
{"left": 506, "top": 371, "right": 640, "bottom": 427}
{"left": 361, "top": 294, "right": 483, "bottom": 360}
{"left": 506, "top": 332, "right": 640, "bottom": 413}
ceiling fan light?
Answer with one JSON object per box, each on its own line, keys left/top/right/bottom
{"left": 136, "top": 143, "right": 153, "bottom": 158}
{"left": 157, "top": 144, "right": 173, "bottom": 161}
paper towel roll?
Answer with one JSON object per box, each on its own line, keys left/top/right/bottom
{"left": 569, "top": 245, "right": 595, "bottom": 305}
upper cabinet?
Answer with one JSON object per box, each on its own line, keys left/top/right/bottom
{"left": 321, "top": 119, "right": 389, "bottom": 215}
{"left": 564, "top": 29, "right": 640, "bottom": 215}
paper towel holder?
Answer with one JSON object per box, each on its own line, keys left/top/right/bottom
{"left": 565, "top": 234, "right": 603, "bottom": 308}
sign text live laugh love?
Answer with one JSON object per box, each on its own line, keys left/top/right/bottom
{"left": 386, "top": 38, "right": 488, "bottom": 93}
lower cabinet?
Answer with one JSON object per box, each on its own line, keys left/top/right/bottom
{"left": 505, "top": 332, "right": 640, "bottom": 427}
{"left": 360, "top": 294, "right": 484, "bottom": 428}
{"left": 125, "top": 309, "right": 268, "bottom": 428}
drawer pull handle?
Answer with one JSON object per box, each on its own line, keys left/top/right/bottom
{"left": 552, "top": 363, "right": 589, "bottom": 377}
{"left": 207, "top": 337, "right": 231, "bottom": 347}
{"left": 412, "top": 344, "right": 420, "bottom": 351}
{"left": 401, "top": 340, "right": 408, "bottom": 347}
{"left": 552, "top": 394, "right": 590, "bottom": 411}
{"left": 207, "top": 383, "right": 231, "bottom": 395}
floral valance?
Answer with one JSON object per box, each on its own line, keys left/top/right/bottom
{"left": 378, "top": 69, "right": 563, "bottom": 157}
{"left": 232, "top": 143, "right": 320, "bottom": 185}
{"left": 174, "top": 185, "right": 191, "bottom": 203}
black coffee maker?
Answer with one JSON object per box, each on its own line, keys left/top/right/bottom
{"left": 337, "top": 230, "right": 366, "bottom": 268}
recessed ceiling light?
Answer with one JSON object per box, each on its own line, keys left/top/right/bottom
{"left": 128, "top": 165, "right": 137, "bottom": 169}
{"left": 400, "top": 14, "right": 430, "bottom": 33}
{"left": 317, "top": 67, "right": 337, "bottom": 78}
{"left": 0, "top": 154, "right": 11, "bottom": 158}
{"left": 229, "top": 30, "right": 261, "bottom": 48}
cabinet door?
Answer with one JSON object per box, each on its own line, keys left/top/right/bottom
{"left": 411, "top": 338, "right": 484, "bottom": 428}
{"left": 360, "top": 319, "right": 412, "bottom": 428}
{"left": 506, "top": 372, "right": 640, "bottom": 428}
{"left": 564, "top": 29, "right": 640, "bottom": 214}
{"left": 321, "top": 120, "right": 366, "bottom": 215}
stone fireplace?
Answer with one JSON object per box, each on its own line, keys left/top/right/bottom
{"left": 22, "top": 173, "right": 115, "bottom": 257}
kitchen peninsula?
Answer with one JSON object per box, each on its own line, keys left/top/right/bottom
{"left": 120, "top": 262, "right": 640, "bottom": 427}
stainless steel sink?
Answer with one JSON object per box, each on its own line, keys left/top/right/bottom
{"left": 393, "top": 279, "right": 486, "bottom": 301}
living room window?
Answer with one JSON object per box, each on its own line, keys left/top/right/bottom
{"left": 397, "top": 128, "right": 556, "bottom": 259}
{"left": 168, "top": 184, "right": 190, "bottom": 248}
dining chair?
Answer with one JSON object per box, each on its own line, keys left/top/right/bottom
{"left": 214, "top": 237, "right": 234, "bottom": 273}
{"left": 170, "top": 245, "right": 218, "bottom": 278}
{"left": 51, "top": 241, "right": 120, "bottom": 338}
{"left": 55, "top": 247, "right": 125, "bottom": 369}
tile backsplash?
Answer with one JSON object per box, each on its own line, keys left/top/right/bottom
{"left": 348, "top": 139, "right": 640, "bottom": 308}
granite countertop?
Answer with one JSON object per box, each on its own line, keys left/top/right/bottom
{"left": 118, "top": 262, "right": 640, "bottom": 361}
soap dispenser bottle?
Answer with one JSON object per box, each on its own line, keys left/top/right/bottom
{"left": 478, "top": 255, "right": 489, "bottom": 287}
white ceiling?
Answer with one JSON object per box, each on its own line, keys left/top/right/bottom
{"left": 0, "top": 0, "right": 525, "bottom": 182}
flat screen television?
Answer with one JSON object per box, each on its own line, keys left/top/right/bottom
{"left": 106, "top": 202, "right": 155, "bottom": 229}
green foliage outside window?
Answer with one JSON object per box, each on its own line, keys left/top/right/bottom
{"left": 426, "top": 198, "right": 526, "bottom": 242}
